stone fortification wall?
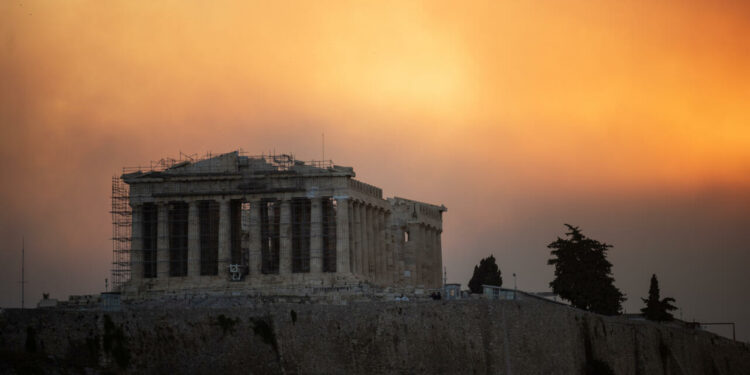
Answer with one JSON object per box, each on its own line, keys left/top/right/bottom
{"left": 1, "top": 298, "right": 749, "bottom": 374}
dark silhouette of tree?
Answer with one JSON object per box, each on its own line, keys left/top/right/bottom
{"left": 547, "top": 224, "right": 625, "bottom": 315}
{"left": 468, "top": 255, "right": 502, "bottom": 294}
{"left": 641, "top": 274, "right": 677, "bottom": 321}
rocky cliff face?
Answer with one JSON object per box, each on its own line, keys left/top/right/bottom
{"left": 1, "top": 298, "right": 748, "bottom": 374}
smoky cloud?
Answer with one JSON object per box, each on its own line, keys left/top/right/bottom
{"left": 1, "top": 0, "right": 749, "bottom": 341}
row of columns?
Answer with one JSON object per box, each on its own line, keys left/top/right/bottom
{"left": 404, "top": 222, "right": 443, "bottom": 288}
{"left": 348, "top": 200, "right": 391, "bottom": 285}
{"left": 130, "top": 196, "right": 350, "bottom": 282}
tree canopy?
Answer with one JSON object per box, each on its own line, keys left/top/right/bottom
{"left": 547, "top": 224, "right": 625, "bottom": 315}
{"left": 468, "top": 255, "right": 502, "bottom": 294}
{"left": 641, "top": 274, "right": 677, "bottom": 321}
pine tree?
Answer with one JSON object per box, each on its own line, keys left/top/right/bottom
{"left": 547, "top": 224, "right": 625, "bottom": 315}
{"left": 641, "top": 274, "right": 677, "bottom": 321}
{"left": 468, "top": 255, "right": 502, "bottom": 294}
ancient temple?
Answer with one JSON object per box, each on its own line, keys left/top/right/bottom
{"left": 117, "top": 151, "right": 445, "bottom": 296}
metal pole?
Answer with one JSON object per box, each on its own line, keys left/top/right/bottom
{"left": 21, "top": 237, "right": 25, "bottom": 310}
{"left": 513, "top": 273, "right": 517, "bottom": 300}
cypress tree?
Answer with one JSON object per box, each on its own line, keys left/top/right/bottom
{"left": 547, "top": 224, "right": 625, "bottom": 315}
{"left": 468, "top": 255, "right": 502, "bottom": 294}
{"left": 641, "top": 274, "right": 677, "bottom": 321}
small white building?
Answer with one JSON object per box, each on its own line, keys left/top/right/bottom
{"left": 482, "top": 285, "right": 517, "bottom": 300}
{"left": 443, "top": 283, "right": 462, "bottom": 300}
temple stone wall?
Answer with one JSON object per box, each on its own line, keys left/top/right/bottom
{"left": 121, "top": 152, "right": 446, "bottom": 297}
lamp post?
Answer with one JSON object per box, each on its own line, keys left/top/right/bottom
{"left": 513, "top": 273, "right": 517, "bottom": 300}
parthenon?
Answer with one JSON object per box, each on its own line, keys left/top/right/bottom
{"left": 115, "top": 151, "right": 446, "bottom": 297}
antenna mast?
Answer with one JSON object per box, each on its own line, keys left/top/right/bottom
{"left": 21, "top": 237, "right": 25, "bottom": 310}
{"left": 322, "top": 132, "right": 325, "bottom": 161}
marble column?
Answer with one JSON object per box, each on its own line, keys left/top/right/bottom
{"left": 362, "top": 204, "right": 371, "bottom": 278}
{"left": 130, "top": 204, "right": 143, "bottom": 283}
{"left": 436, "top": 229, "right": 443, "bottom": 288}
{"left": 248, "top": 199, "right": 262, "bottom": 277}
{"left": 410, "top": 223, "right": 419, "bottom": 286}
{"left": 426, "top": 226, "right": 440, "bottom": 288}
{"left": 335, "top": 197, "right": 350, "bottom": 274}
{"left": 156, "top": 202, "right": 169, "bottom": 279}
{"left": 347, "top": 200, "right": 355, "bottom": 273}
{"left": 378, "top": 209, "right": 386, "bottom": 285}
{"left": 372, "top": 208, "right": 380, "bottom": 283}
{"left": 371, "top": 208, "right": 378, "bottom": 283}
{"left": 279, "top": 199, "right": 291, "bottom": 275}
{"left": 354, "top": 201, "right": 363, "bottom": 276}
{"left": 218, "top": 199, "right": 231, "bottom": 278}
{"left": 187, "top": 201, "right": 200, "bottom": 277}
{"left": 420, "top": 224, "right": 428, "bottom": 287}
{"left": 310, "top": 198, "right": 323, "bottom": 273}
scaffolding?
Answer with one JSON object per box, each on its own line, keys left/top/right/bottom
{"left": 110, "top": 176, "right": 131, "bottom": 292}
{"left": 111, "top": 150, "right": 338, "bottom": 289}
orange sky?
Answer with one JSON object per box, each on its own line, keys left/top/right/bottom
{"left": 1, "top": 1, "right": 749, "bottom": 340}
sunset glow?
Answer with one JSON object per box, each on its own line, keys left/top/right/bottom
{"left": 1, "top": 0, "right": 749, "bottom": 340}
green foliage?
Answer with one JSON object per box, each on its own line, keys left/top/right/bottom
{"left": 468, "top": 255, "right": 502, "bottom": 294}
{"left": 641, "top": 274, "right": 677, "bottom": 321}
{"left": 103, "top": 314, "right": 130, "bottom": 369}
{"left": 547, "top": 224, "right": 625, "bottom": 315}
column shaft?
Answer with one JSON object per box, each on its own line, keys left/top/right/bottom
{"left": 156, "top": 203, "right": 169, "bottom": 279}
{"left": 378, "top": 209, "right": 386, "bottom": 285}
{"left": 279, "top": 199, "right": 292, "bottom": 274}
{"left": 248, "top": 199, "right": 262, "bottom": 277}
{"left": 335, "top": 197, "right": 350, "bottom": 273}
{"left": 187, "top": 201, "right": 200, "bottom": 277}
{"left": 310, "top": 198, "right": 323, "bottom": 273}
{"left": 427, "top": 227, "right": 434, "bottom": 287}
{"left": 350, "top": 199, "right": 357, "bottom": 273}
{"left": 420, "top": 224, "right": 428, "bottom": 287}
{"left": 352, "top": 202, "right": 364, "bottom": 275}
{"left": 362, "top": 204, "right": 372, "bottom": 280}
{"left": 411, "top": 223, "right": 419, "bottom": 286}
{"left": 372, "top": 208, "right": 380, "bottom": 283}
{"left": 436, "top": 229, "right": 443, "bottom": 288}
{"left": 218, "top": 199, "right": 231, "bottom": 278}
{"left": 432, "top": 228, "right": 438, "bottom": 287}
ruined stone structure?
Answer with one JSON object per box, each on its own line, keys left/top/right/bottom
{"left": 119, "top": 151, "right": 446, "bottom": 296}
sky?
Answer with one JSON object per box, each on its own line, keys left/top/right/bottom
{"left": 1, "top": 1, "right": 749, "bottom": 341}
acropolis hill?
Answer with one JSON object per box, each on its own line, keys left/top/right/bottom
{"left": 2, "top": 296, "right": 749, "bottom": 374}
{"left": 1, "top": 152, "right": 749, "bottom": 374}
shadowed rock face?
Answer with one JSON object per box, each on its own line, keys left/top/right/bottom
{"left": 1, "top": 298, "right": 749, "bottom": 374}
